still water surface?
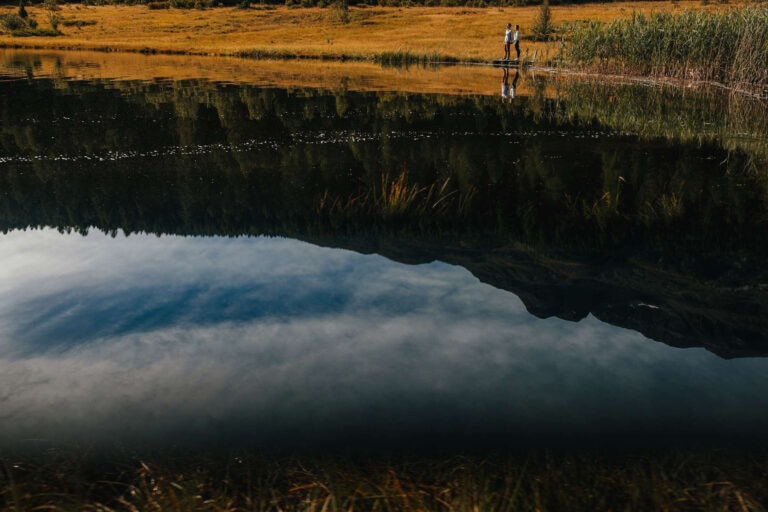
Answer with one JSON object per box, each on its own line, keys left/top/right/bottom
{"left": 2, "top": 229, "right": 767, "bottom": 452}
{"left": 1, "top": 50, "right": 767, "bottom": 453}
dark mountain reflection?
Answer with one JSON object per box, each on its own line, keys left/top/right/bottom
{"left": 1, "top": 67, "right": 767, "bottom": 359}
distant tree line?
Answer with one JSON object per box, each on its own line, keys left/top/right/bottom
{"left": 0, "top": 0, "right": 652, "bottom": 8}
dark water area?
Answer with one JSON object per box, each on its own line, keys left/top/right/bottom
{"left": 1, "top": 51, "right": 768, "bottom": 457}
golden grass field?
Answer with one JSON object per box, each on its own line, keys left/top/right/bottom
{"left": 0, "top": 1, "right": 749, "bottom": 63}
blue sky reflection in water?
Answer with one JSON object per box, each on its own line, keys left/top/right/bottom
{"left": 1, "top": 229, "right": 767, "bottom": 453}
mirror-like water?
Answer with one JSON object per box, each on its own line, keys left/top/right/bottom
{"left": 1, "top": 50, "right": 767, "bottom": 454}
{"left": 1, "top": 229, "right": 768, "bottom": 452}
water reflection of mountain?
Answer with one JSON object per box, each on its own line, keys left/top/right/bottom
{"left": 1, "top": 76, "right": 766, "bottom": 357}
{"left": 301, "top": 232, "right": 768, "bottom": 359}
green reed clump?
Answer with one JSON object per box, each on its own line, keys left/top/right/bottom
{"left": 0, "top": 13, "right": 27, "bottom": 31}
{"left": 233, "top": 48, "right": 303, "bottom": 59}
{"left": 567, "top": 6, "right": 768, "bottom": 88}
{"left": 60, "top": 19, "right": 98, "bottom": 27}
{"left": 375, "top": 50, "right": 458, "bottom": 66}
{"left": 1, "top": 0, "right": 63, "bottom": 36}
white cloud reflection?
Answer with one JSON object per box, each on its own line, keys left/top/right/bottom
{"left": 1, "top": 228, "right": 767, "bottom": 451}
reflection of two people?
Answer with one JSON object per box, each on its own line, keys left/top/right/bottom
{"left": 501, "top": 67, "right": 519, "bottom": 103}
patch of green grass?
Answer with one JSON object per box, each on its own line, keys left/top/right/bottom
{"left": 233, "top": 47, "right": 303, "bottom": 59}
{"left": 232, "top": 47, "right": 460, "bottom": 65}
{"left": 375, "top": 49, "right": 459, "bottom": 66}
{"left": 1, "top": 12, "right": 29, "bottom": 31}
{"left": 1, "top": 9, "right": 63, "bottom": 36}
{"left": 60, "top": 18, "right": 98, "bottom": 27}
{"left": 10, "top": 27, "right": 61, "bottom": 36}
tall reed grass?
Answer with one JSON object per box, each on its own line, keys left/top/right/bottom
{"left": 2, "top": 450, "right": 767, "bottom": 511}
{"left": 566, "top": 6, "right": 768, "bottom": 90}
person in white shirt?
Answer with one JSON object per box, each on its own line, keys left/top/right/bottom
{"left": 513, "top": 24, "right": 520, "bottom": 60}
{"left": 503, "top": 23, "right": 512, "bottom": 60}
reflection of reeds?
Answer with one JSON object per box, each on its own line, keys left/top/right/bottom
{"left": 581, "top": 176, "right": 624, "bottom": 231}
{"left": 316, "top": 169, "right": 475, "bottom": 222}
{"left": 550, "top": 77, "right": 768, "bottom": 171}
{"left": 563, "top": 175, "right": 692, "bottom": 233}
{"left": 379, "top": 170, "right": 426, "bottom": 217}
{"left": 659, "top": 192, "right": 684, "bottom": 219}
{"left": 638, "top": 191, "right": 685, "bottom": 227}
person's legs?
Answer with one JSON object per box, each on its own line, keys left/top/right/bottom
{"left": 515, "top": 41, "right": 520, "bottom": 59}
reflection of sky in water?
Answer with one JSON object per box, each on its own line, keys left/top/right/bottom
{"left": 1, "top": 229, "right": 767, "bottom": 452}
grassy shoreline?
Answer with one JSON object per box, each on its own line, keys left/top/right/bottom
{"left": 0, "top": 2, "right": 751, "bottom": 67}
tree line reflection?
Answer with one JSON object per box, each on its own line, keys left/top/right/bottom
{"left": 1, "top": 77, "right": 766, "bottom": 244}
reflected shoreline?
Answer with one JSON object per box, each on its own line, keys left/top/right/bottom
{"left": 0, "top": 48, "right": 524, "bottom": 97}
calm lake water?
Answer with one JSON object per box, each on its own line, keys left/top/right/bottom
{"left": 1, "top": 50, "right": 767, "bottom": 454}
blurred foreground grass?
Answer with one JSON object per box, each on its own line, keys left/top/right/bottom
{"left": 1, "top": 448, "right": 767, "bottom": 511}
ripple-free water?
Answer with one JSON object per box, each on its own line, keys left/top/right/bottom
{"left": 1, "top": 50, "right": 767, "bottom": 455}
{"left": 1, "top": 229, "right": 766, "bottom": 452}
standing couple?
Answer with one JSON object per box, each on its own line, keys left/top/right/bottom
{"left": 504, "top": 23, "right": 520, "bottom": 61}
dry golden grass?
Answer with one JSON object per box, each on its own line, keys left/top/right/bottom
{"left": 0, "top": 2, "right": 749, "bottom": 63}
{"left": 3, "top": 450, "right": 768, "bottom": 512}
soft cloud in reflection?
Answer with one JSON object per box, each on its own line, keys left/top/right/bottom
{"left": 1, "top": 229, "right": 767, "bottom": 451}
